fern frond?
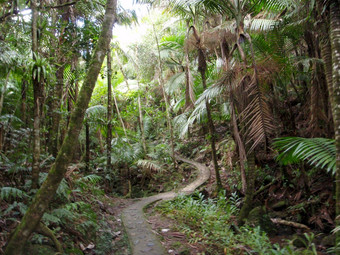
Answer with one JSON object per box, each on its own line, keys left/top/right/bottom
{"left": 1, "top": 187, "right": 27, "bottom": 200}
{"left": 273, "top": 137, "right": 336, "bottom": 175}
{"left": 42, "top": 212, "right": 62, "bottom": 225}
{"left": 3, "top": 201, "right": 27, "bottom": 216}
{"left": 78, "top": 174, "right": 102, "bottom": 185}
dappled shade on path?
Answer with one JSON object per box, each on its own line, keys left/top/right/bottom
{"left": 121, "top": 155, "right": 210, "bottom": 255}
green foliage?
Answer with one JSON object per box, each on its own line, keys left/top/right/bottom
{"left": 273, "top": 137, "right": 336, "bottom": 174}
{"left": 157, "top": 191, "right": 316, "bottom": 254}
{"left": 0, "top": 187, "right": 27, "bottom": 201}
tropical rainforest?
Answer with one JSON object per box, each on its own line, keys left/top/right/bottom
{"left": 1, "top": 0, "right": 340, "bottom": 254}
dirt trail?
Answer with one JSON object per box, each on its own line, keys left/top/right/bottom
{"left": 121, "top": 155, "right": 210, "bottom": 255}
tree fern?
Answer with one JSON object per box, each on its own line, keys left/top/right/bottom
{"left": 273, "top": 137, "right": 336, "bottom": 175}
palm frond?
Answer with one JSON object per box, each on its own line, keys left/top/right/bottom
{"left": 137, "top": 159, "right": 164, "bottom": 173}
{"left": 273, "top": 137, "right": 336, "bottom": 175}
{"left": 195, "top": 82, "right": 225, "bottom": 105}
{"left": 85, "top": 105, "right": 107, "bottom": 121}
{"left": 174, "top": 112, "right": 189, "bottom": 136}
{"left": 250, "top": 18, "right": 279, "bottom": 31}
{"left": 165, "top": 71, "right": 185, "bottom": 95}
{"left": 239, "top": 75, "right": 275, "bottom": 152}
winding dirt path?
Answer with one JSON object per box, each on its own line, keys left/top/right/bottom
{"left": 121, "top": 155, "right": 210, "bottom": 255}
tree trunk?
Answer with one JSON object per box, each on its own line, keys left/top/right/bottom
{"left": 107, "top": 50, "right": 112, "bottom": 170}
{"left": 231, "top": 100, "right": 247, "bottom": 193}
{"left": 49, "top": 65, "right": 64, "bottom": 157}
{"left": 330, "top": 0, "right": 340, "bottom": 248}
{"left": 112, "top": 89, "right": 129, "bottom": 142}
{"left": 4, "top": 1, "right": 117, "bottom": 254}
{"left": 238, "top": 152, "right": 256, "bottom": 224}
{"left": 31, "top": 0, "right": 42, "bottom": 190}
{"left": 21, "top": 79, "right": 27, "bottom": 125}
{"left": 184, "top": 21, "right": 195, "bottom": 110}
{"left": 137, "top": 85, "right": 147, "bottom": 153}
{"left": 85, "top": 120, "right": 90, "bottom": 173}
{"left": 201, "top": 70, "right": 222, "bottom": 190}
{"left": 0, "top": 69, "right": 10, "bottom": 116}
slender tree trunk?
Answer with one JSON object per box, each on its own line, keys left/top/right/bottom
{"left": 31, "top": 0, "right": 41, "bottom": 189}
{"left": 0, "top": 69, "right": 10, "bottom": 115}
{"left": 137, "top": 83, "right": 147, "bottom": 153}
{"left": 4, "top": 1, "right": 117, "bottom": 254}
{"left": 107, "top": 50, "right": 112, "bottom": 170}
{"left": 238, "top": 152, "right": 256, "bottom": 224}
{"left": 153, "top": 25, "right": 177, "bottom": 169}
{"left": 50, "top": 66, "right": 64, "bottom": 157}
{"left": 330, "top": 0, "right": 340, "bottom": 248}
{"left": 85, "top": 120, "right": 90, "bottom": 172}
{"left": 184, "top": 21, "right": 195, "bottom": 110}
{"left": 231, "top": 100, "right": 247, "bottom": 193}
{"left": 200, "top": 70, "right": 222, "bottom": 189}
{"left": 112, "top": 90, "right": 129, "bottom": 142}
{"left": 21, "top": 79, "right": 27, "bottom": 125}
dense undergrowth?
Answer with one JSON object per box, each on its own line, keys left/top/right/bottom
{"left": 155, "top": 191, "right": 324, "bottom": 255}
{"left": 0, "top": 157, "right": 129, "bottom": 254}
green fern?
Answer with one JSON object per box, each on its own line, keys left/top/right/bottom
{"left": 51, "top": 208, "right": 76, "bottom": 222}
{"left": 78, "top": 174, "right": 102, "bottom": 185}
{"left": 273, "top": 137, "right": 336, "bottom": 175}
{"left": 3, "top": 201, "right": 27, "bottom": 216}
{"left": 1, "top": 187, "right": 27, "bottom": 200}
{"left": 42, "top": 212, "right": 62, "bottom": 225}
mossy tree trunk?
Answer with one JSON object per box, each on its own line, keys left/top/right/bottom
{"left": 31, "top": 0, "right": 43, "bottom": 189}
{"left": 4, "top": 1, "right": 117, "bottom": 254}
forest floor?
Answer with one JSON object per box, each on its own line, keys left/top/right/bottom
{"left": 118, "top": 155, "right": 210, "bottom": 255}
